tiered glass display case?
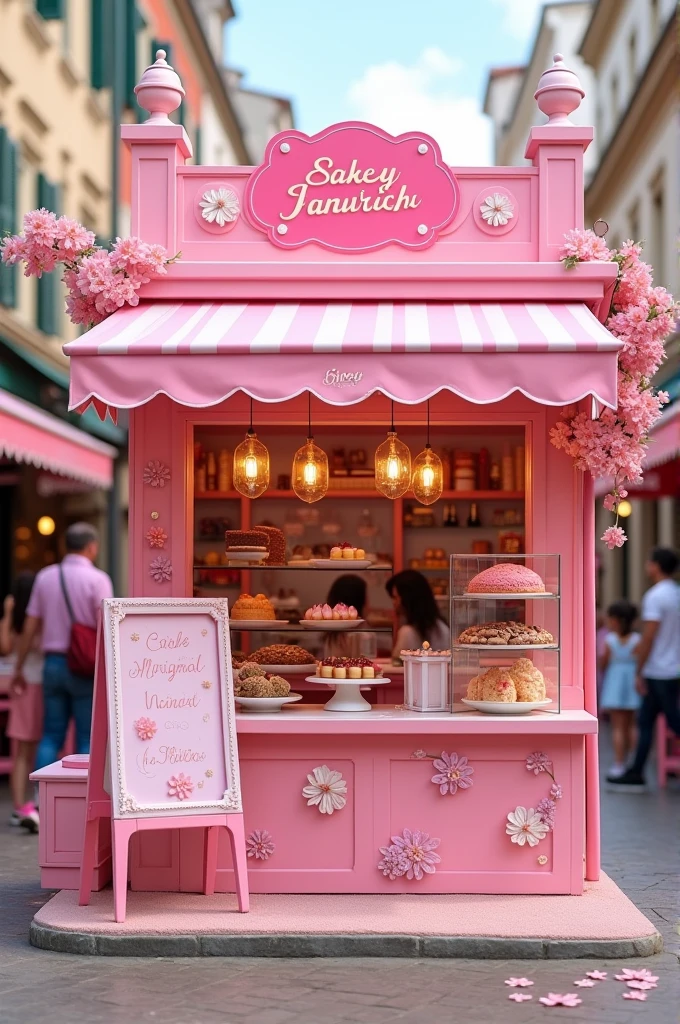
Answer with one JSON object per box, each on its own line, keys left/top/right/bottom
{"left": 450, "top": 554, "right": 560, "bottom": 715}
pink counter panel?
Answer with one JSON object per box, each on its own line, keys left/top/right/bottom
{"left": 35, "top": 710, "right": 596, "bottom": 897}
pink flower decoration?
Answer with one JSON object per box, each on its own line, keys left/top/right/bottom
{"left": 133, "top": 717, "right": 157, "bottom": 741}
{"left": 559, "top": 228, "right": 611, "bottom": 264}
{"left": 146, "top": 526, "right": 168, "bottom": 549}
{"left": 167, "top": 773, "right": 193, "bottom": 800}
{"left": 525, "top": 751, "right": 552, "bottom": 775}
{"left": 431, "top": 751, "right": 474, "bottom": 795}
{"left": 536, "top": 797, "right": 557, "bottom": 831}
{"left": 538, "top": 993, "right": 582, "bottom": 1007}
{"left": 143, "top": 460, "right": 171, "bottom": 488}
{"left": 626, "top": 979, "right": 656, "bottom": 990}
{"left": 573, "top": 979, "right": 596, "bottom": 987}
{"left": 379, "top": 829, "right": 441, "bottom": 881}
{"left": 550, "top": 783, "right": 563, "bottom": 800}
{"left": 504, "top": 978, "right": 534, "bottom": 987}
{"left": 246, "top": 829, "right": 275, "bottom": 860}
{"left": 508, "top": 993, "right": 532, "bottom": 1002}
{"left": 585, "top": 970, "right": 607, "bottom": 980}
{"left": 623, "top": 991, "right": 647, "bottom": 1001}
{"left": 602, "top": 526, "right": 627, "bottom": 550}
{"left": 149, "top": 556, "right": 172, "bottom": 583}
{"left": 615, "top": 969, "right": 658, "bottom": 982}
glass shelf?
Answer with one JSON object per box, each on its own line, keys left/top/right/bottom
{"left": 193, "top": 564, "right": 394, "bottom": 572}
{"left": 229, "top": 623, "right": 392, "bottom": 633}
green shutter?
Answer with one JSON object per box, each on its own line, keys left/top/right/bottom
{"left": 194, "top": 125, "right": 202, "bottom": 165}
{"left": 36, "top": 0, "right": 64, "bottom": 18}
{"left": 90, "top": 0, "right": 113, "bottom": 89}
{"left": 0, "top": 128, "right": 18, "bottom": 309}
{"left": 36, "top": 174, "right": 60, "bottom": 336}
{"left": 151, "top": 39, "right": 172, "bottom": 68}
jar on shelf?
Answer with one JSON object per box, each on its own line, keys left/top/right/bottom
{"left": 454, "top": 451, "right": 476, "bottom": 491}
{"left": 206, "top": 451, "right": 217, "bottom": 491}
{"left": 217, "top": 449, "right": 231, "bottom": 492}
{"left": 401, "top": 641, "right": 451, "bottom": 712}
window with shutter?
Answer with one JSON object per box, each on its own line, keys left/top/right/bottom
{"left": 90, "top": 0, "right": 113, "bottom": 89}
{"left": 36, "top": 174, "right": 60, "bottom": 335}
{"left": 36, "top": 0, "right": 64, "bottom": 18}
{"left": 0, "top": 128, "right": 18, "bottom": 309}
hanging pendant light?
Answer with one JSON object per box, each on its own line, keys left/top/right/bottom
{"left": 233, "top": 397, "right": 270, "bottom": 498}
{"left": 412, "top": 401, "right": 443, "bottom": 505}
{"left": 375, "top": 401, "right": 412, "bottom": 499}
{"left": 292, "top": 394, "right": 329, "bottom": 503}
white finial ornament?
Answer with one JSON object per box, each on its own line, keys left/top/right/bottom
{"left": 134, "top": 48, "right": 185, "bottom": 125}
{"left": 534, "top": 52, "right": 584, "bottom": 125}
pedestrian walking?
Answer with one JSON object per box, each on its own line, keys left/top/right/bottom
{"left": 610, "top": 547, "right": 680, "bottom": 790}
{"left": 11, "top": 522, "right": 113, "bottom": 771}
{"left": 599, "top": 600, "right": 640, "bottom": 780}
{"left": 0, "top": 572, "right": 43, "bottom": 831}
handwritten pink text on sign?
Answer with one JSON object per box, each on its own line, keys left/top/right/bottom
{"left": 245, "top": 121, "right": 459, "bottom": 253}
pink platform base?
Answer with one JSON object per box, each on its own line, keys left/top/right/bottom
{"left": 30, "top": 873, "right": 661, "bottom": 959}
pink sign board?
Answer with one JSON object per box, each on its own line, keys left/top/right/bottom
{"left": 245, "top": 121, "right": 459, "bottom": 253}
{"left": 102, "top": 598, "right": 241, "bottom": 819}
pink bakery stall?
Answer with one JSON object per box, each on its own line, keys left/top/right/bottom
{"left": 33, "top": 51, "right": 621, "bottom": 900}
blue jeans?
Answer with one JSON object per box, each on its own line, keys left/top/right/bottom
{"left": 35, "top": 654, "right": 94, "bottom": 769}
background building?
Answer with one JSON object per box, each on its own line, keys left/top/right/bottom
{"left": 0, "top": 0, "right": 292, "bottom": 602}
{"left": 484, "top": 0, "right": 679, "bottom": 607}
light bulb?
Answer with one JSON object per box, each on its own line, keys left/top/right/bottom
{"left": 233, "top": 430, "right": 269, "bottom": 498}
{"left": 412, "top": 444, "right": 443, "bottom": 505}
{"left": 387, "top": 457, "right": 400, "bottom": 480}
{"left": 244, "top": 455, "right": 258, "bottom": 480}
{"left": 375, "top": 430, "right": 411, "bottom": 500}
{"left": 292, "top": 437, "right": 329, "bottom": 503}
{"left": 303, "top": 461, "right": 318, "bottom": 486}
{"left": 422, "top": 465, "right": 435, "bottom": 489}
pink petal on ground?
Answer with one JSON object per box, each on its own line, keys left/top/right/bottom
{"left": 626, "top": 979, "right": 657, "bottom": 990}
{"left": 574, "top": 979, "right": 596, "bottom": 987}
{"left": 586, "top": 970, "right": 607, "bottom": 980}
{"left": 623, "top": 991, "right": 647, "bottom": 1001}
{"left": 508, "top": 993, "right": 533, "bottom": 1002}
{"left": 504, "top": 978, "right": 534, "bottom": 987}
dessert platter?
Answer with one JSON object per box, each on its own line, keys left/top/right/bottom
{"left": 300, "top": 603, "right": 364, "bottom": 630}
{"left": 307, "top": 657, "right": 390, "bottom": 712}
{"left": 463, "top": 562, "right": 553, "bottom": 598}
{"left": 310, "top": 542, "right": 372, "bottom": 569}
{"left": 233, "top": 660, "right": 303, "bottom": 713}
{"left": 461, "top": 659, "right": 552, "bottom": 714}
{"left": 455, "top": 621, "right": 556, "bottom": 648}
{"left": 246, "top": 643, "right": 317, "bottom": 675}
{"left": 225, "top": 527, "right": 286, "bottom": 566}
{"left": 229, "top": 593, "right": 288, "bottom": 628}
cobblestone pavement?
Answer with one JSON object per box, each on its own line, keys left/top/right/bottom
{"left": 0, "top": 727, "right": 678, "bottom": 1024}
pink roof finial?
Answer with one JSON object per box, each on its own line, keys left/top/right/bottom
{"left": 534, "top": 52, "right": 584, "bottom": 125}
{"left": 134, "top": 48, "right": 185, "bottom": 125}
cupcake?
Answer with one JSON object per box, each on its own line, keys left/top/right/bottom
{"left": 355, "top": 548, "right": 365, "bottom": 560}
{"left": 330, "top": 546, "right": 343, "bottom": 559}
{"left": 342, "top": 546, "right": 355, "bottom": 559}
{"left": 362, "top": 666, "right": 375, "bottom": 679}
{"left": 321, "top": 664, "right": 334, "bottom": 678}
{"left": 333, "top": 665, "right": 347, "bottom": 679}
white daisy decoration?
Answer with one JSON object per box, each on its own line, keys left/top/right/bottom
{"left": 199, "top": 187, "right": 240, "bottom": 227}
{"left": 302, "top": 765, "right": 347, "bottom": 815}
{"left": 506, "top": 806, "right": 550, "bottom": 847}
{"left": 480, "top": 193, "right": 514, "bottom": 227}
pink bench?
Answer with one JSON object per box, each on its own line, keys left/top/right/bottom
{"left": 656, "top": 715, "right": 680, "bottom": 788}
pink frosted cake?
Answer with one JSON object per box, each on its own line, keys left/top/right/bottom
{"left": 466, "top": 562, "right": 545, "bottom": 594}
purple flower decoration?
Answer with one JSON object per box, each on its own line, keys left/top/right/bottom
{"left": 431, "top": 752, "right": 474, "bottom": 796}
{"left": 149, "top": 555, "right": 172, "bottom": 583}
{"left": 246, "top": 829, "right": 275, "bottom": 861}
{"left": 550, "top": 783, "right": 563, "bottom": 800}
{"left": 143, "top": 459, "right": 170, "bottom": 488}
{"left": 536, "top": 797, "right": 556, "bottom": 831}
{"left": 525, "top": 751, "right": 552, "bottom": 775}
{"left": 390, "top": 828, "right": 441, "bottom": 881}
{"left": 377, "top": 844, "right": 410, "bottom": 880}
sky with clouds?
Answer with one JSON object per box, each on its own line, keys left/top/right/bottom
{"left": 227, "top": 0, "right": 549, "bottom": 164}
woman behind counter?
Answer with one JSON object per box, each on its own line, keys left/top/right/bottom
{"left": 386, "top": 569, "right": 450, "bottom": 659}
{"left": 322, "top": 574, "right": 376, "bottom": 660}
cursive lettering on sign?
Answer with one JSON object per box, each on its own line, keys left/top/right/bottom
{"left": 281, "top": 156, "right": 420, "bottom": 223}
{"left": 145, "top": 691, "right": 200, "bottom": 710}
{"left": 146, "top": 631, "right": 190, "bottom": 651}
{"left": 130, "top": 654, "right": 204, "bottom": 684}
{"left": 142, "top": 745, "right": 207, "bottom": 768}
{"left": 322, "top": 368, "right": 364, "bottom": 388}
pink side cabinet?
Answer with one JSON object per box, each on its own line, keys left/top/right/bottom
{"left": 30, "top": 762, "right": 111, "bottom": 892}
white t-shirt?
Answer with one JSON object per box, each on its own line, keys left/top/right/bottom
{"left": 641, "top": 579, "right": 680, "bottom": 679}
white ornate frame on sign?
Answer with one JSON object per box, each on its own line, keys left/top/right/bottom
{"left": 102, "top": 597, "right": 242, "bottom": 819}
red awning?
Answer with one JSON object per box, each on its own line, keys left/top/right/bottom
{"left": 0, "top": 389, "right": 116, "bottom": 488}
{"left": 65, "top": 300, "right": 621, "bottom": 413}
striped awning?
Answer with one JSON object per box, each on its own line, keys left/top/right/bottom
{"left": 64, "top": 301, "right": 621, "bottom": 413}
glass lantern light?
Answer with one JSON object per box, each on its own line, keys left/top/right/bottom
{"left": 292, "top": 394, "right": 329, "bottom": 503}
{"left": 375, "top": 402, "right": 411, "bottom": 499}
{"left": 233, "top": 398, "right": 270, "bottom": 498}
{"left": 412, "top": 401, "right": 443, "bottom": 505}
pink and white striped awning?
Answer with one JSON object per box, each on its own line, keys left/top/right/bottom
{"left": 65, "top": 301, "right": 621, "bottom": 412}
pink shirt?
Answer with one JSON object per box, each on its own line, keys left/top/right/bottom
{"left": 27, "top": 554, "right": 113, "bottom": 653}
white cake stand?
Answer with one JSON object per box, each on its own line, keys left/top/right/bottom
{"left": 305, "top": 675, "right": 391, "bottom": 712}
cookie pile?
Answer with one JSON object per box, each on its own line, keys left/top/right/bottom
{"left": 466, "top": 659, "right": 547, "bottom": 703}
{"left": 235, "top": 661, "right": 291, "bottom": 698}
{"left": 248, "top": 644, "right": 316, "bottom": 666}
{"left": 456, "top": 621, "right": 554, "bottom": 646}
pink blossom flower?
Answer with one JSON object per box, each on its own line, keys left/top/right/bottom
{"left": 389, "top": 828, "right": 441, "bottom": 880}
{"left": 585, "top": 970, "right": 607, "bottom": 980}
{"left": 539, "top": 993, "right": 582, "bottom": 1007}
{"left": 431, "top": 751, "right": 474, "bottom": 795}
{"left": 149, "top": 556, "right": 172, "bottom": 583}
{"left": 504, "top": 978, "right": 534, "bottom": 987}
{"left": 24, "top": 246, "right": 58, "bottom": 278}
{"left": 167, "top": 773, "right": 193, "bottom": 800}
{"left": 377, "top": 844, "right": 409, "bottom": 880}
{"left": 0, "top": 235, "right": 26, "bottom": 265}
{"left": 623, "top": 991, "right": 647, "bottom": 1001}
{"left": 133, "top": 717, "right": 157, "bottom": 741}
{"left": 143, "top": 460, "right": 171, "bottom": 487}
{"left": 508, "top": 993, "right": 532, "bottom": 1001}
{"left": 145, "top": 526, "right": 168, "bottom": 549}
{"left": 550, "top": 783, "right": 562, "bottom": 800}
{"left": 525, "top": 751, "right": 552, "bottom": 775}
{"left": 626, "top": 979, "right": 657, "bottom": 990}
{"left": 246, "top": 829, "right": 275, "bottom": 860}
{"left": 614, "top": 969, "right": 658, "bottom": 982}
{"left": 559, "top": 228, "right": 611, "bottom": 264}
{"left": 573, "top": 979, "right": 596, "bottom": 987}
{"left": 602, "top": 526, "right": 627, "bottom": 550}
{"left": 55, "top": 216, "right": 95, "bottom": 258}
{"left": 23, "top": 208, "right": 58, "bottom": 248}
{"left": 536, "top": 797, "right": 556, "bottom": 831}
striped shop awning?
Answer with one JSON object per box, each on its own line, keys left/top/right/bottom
{"left": 64, "top": 301, "right": 622, "bottom": 414}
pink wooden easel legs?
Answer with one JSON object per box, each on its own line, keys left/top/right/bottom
{"left": 78, "top": 818, "right": 99, "bottom": 906}
{"left": 204, "top": 826, "right": 220, "bottom": 896}
{"left": 226, "top": 814, "right": 250, "bottom": 913}
{"left": 112, "top": 819, "right": 136, "bottom": 923}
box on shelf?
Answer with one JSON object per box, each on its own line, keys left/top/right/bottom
{"left": 401, "top": 643, "right": 451, "bottom": 712}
